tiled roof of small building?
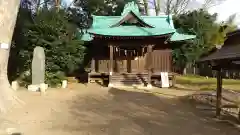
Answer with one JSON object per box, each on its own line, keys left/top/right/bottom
{"left": 199, "top": 29, "right": 240, "bottom": 62}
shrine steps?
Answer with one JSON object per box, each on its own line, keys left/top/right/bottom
{"left": 88, "top": 72, "right": 176, "bottom": 88}
{"left": 110, "top": 73, "right": 149, "bottom": 87}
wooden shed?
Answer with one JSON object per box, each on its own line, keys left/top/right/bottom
{"left": 199, "top": 29, "right": 240, "bottom": 120}
{"left": 81, "top": 2, "right": 195, "bottom": 87}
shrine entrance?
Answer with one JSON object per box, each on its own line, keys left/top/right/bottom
{"left": 113, "top": 46, "right": 147, "bottom": 74}
{"left": 83, "top": 1, "right": 196, "bottom": 87}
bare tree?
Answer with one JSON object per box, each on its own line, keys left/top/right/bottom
{"left": 166, "top": 0, "right": 190, "bottom": 15}
{"left": 35, "top": 0, "right": 61, "bottom": 11}
{"left": 155, "top": 0, "right": 161, "bottom": 15}
{"left": 36, "top": 0, "right": 41, "bottom": 12}
{"left": 226, "top": 13, "right": 237, "bottom": 24}
{"left": 120, "top": 0, "right": 225, "bottom": 16}
{"left": 202, "top": 0, "right": 225, "bottom": 9}
{"left": 137, "top": 0, "right": 190, "bottom": 15}
{"left": 55, "top": 0, "right": 61, "bottom": 11}
{"left": 136, "top": 0, "right": 159, "bottom": 15}
{"left": 142, "top": 0, "right": 149, "bottom": 15}
{"left": 152, "top": 0, "right": 161, "bottom": 15}
{"left": 223, "top": 13, "right": 238, "bottom": 33}
{"left": 0, "top": 0, "right": 23, "bottom": 113}
{"left": 165, "top": 0, "right": 226, "bottom": 15}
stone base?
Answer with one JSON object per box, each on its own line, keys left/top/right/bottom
{"left": 108, "top": 83, "right": 114, "bottom": 87}
{"left": 146, "top": 84, "right": 153, "bottom": 89}
{"left": 62, "top": 80, "right": 68, "bottom": 88}
{"left": 40, "top": 83, "right": 48, "bottom": 92}
{"left": 27, "top": 85, "right": 39, "bottom": 92}
{"left": 28, "top": 84, "right": 48, "bottom": 92}
{"left": 11, "top": 81, "right": 19, "bottom": 91}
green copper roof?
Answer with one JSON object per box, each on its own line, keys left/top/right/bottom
{"left": 170, "top": 32, "right": 196, "bottom": 41}
{"left": 88, "top": 26, "right": 175, "bottom": 36}
{"left": 110, "top": 2, "right": 154, "bottom": 28}
{"left": 121, "top": 1, "right": 141, "bottom": 16}
{"left": 90, "top": 15, "right": 174, "bottom": 31}
{"left": 80, "top": 2, "right": 195, "bottom": 42}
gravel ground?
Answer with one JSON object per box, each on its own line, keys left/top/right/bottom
{"left": 0, "top": 84, "right": 239, "bottom": 135}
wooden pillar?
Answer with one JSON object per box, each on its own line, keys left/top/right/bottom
{"left": 114, "top": 47, "right": 119, "bottom": 73}
{"left": 91, "top": 58, "right": 95, "bottom": 72}
{"left": 216, "top": 67, "right": 222, "bottom": 117}
{"left": 108, "top": 45, "right": 114, "bottom": 87}
{"left": 127, "top": 51, "right": 131, "bottom": 73}
{"left": 147, "top": 45, "right": 153, "bottom": 88}
{"left": 238, "top": 109, "right": 240, "bottom": 122}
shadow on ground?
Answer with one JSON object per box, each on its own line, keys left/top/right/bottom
{"left": 50, "top": 87, "right": 240, "bottom": 135}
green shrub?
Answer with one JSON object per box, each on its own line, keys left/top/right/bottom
{"left": 12, "top": 9, "right": 86, "bottom": 87}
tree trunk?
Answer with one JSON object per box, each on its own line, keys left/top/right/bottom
{"left": 153, "top": 0, "right": 160, "bottom": 16}
{"left": 183, "top": 63, "right": 191, "bottom": 75}
{"left": 142, "top": 0, "right": 149, "bottom": 15}
{"left": 36, "top": 0, "right": 41, "bottom": 13}
{"left": 0, "top": 0, "right": 23, "bottom": 113}
{"left": 55, "top": 0, "right": 61, "bottom": 12}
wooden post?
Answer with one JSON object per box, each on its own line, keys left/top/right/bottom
{"left": 238, "top": 109, "right": 240, "bottom": 122}
{"left": 147, "top": 45, "right": 153, "bottom": 88}
{"left": 216, "top": 67, "right": 222, "bottom": 118}
{"left": 108, "top": 45, "right": 114, "bottom": 87}
{"left": 91, "top": 58, "right": 95, "bottom": 73}
{"left": 127, "top": 51, "right": 131, "bottom": 73}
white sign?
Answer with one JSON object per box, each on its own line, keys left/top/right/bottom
{"left": 0, "top": 43, "right": 9, "bottom": 49}
{"left": 161, "top": 72, "right": 170, "bottom": 88}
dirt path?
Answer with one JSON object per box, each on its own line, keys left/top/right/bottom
{"left": 0, "top": 84, "right": 239, "bottom": 135}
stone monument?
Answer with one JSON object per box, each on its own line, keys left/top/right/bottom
{"left": 28, "top": 46, "right": 48, "bottom": 92}
{"left": 11, "top": 81, "right": 19, "bottom": 91}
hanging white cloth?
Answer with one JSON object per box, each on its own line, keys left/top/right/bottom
{"left": 161, "top": 72, "right": 170, "bottom": 88}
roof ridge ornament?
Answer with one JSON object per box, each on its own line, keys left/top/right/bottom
{"left": 121, "top": 1, "right": 140, "bottom": 16}
{"left": 109, "top": 1, "right": 155, "bottom": 28}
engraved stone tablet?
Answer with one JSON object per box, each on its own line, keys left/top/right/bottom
{"left": 32, "top": 46, "right": 45, "bottom": 85}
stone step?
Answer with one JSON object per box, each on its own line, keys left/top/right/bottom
{"left": 111, "top": 74, "right": 149, "bottom": 87}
